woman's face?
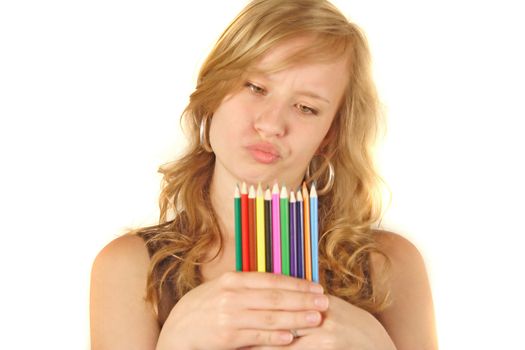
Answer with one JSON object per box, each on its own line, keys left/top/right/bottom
{"left": 209, "top": 38, "right": 349, "bottom": 188}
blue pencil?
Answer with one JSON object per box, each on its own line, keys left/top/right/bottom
{"left": 310, "top": 184, "right": 319, "bottom": 283}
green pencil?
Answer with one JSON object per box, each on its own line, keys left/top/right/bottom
{"left": 234, "top": 185, "right": 242, "bottom": 271}
{"left": 280, "top": 185, "right": 290, "bottom": 275}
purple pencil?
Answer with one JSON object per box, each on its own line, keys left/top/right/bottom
{"left": 289, "top": 190, "right": 297, "bottom": 277}
{"left": 296, "top": 189, "right": 305, "bottom": 279}
{"left": 272, "top": 183, "right": 281, "bottom": 274}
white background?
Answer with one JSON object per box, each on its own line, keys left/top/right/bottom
{"left": 1, "top": 1, "right": 524, "bottom": 349}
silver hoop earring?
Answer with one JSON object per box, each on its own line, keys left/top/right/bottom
{"left": 305, "top": 155, "right": 335, "bottom": 196}
{"left": 199, "top": 116, "right": 213, "bottom": 152}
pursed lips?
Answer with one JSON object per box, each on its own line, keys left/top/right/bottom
{"left": 246, "top": 142, "right": 281, "bottom": 164}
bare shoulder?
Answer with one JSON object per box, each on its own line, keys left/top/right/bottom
{"left": 93, "top": 234, "right": 150, "bottom": 272}
{"left": 371, "top": 230, "right": 423, "bottom": 268}
{"left": 90, "top": 234, "right": 159, "bottom": 350}
{"left": 369, "top": 230, "right": 438, "bottom": 350}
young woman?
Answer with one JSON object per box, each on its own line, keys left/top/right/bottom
{"left": 90, "top": 0, "right": 437, "bottom": 349}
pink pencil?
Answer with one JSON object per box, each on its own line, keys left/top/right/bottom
{"left": 272, "top": 183, "right": 281, "bottom": 274}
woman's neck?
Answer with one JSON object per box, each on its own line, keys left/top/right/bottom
{"left": 209, "top": 166, "right": 237, "bottom": 242}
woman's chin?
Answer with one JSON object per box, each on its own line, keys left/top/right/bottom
{"left": 234, "top": 172, "right": 277, "bottom": 187}
{"left": 234, "top": 172, "right": 301, "bottom": 189}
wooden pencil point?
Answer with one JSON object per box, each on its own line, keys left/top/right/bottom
{"left": 310, "top": 183, "right": 317, "bottom": 197}
{"left": 280, "top": 185, "right": 288, "bottom": 198}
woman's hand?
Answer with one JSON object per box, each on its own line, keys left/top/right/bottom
{"left": 155, "top": 271, "right": 329, "bottom": 350}
{"left": 251, "top": 295, "right": 397, "bottom": 350}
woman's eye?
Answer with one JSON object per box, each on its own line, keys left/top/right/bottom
{"left": 246, "top": 82, "right": 266, "bottom": 95}
{"left": 297, "top": 104, "right": 318, "bottom": 116}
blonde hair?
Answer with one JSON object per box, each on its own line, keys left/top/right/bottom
{"left": 136, "top": 0, "right": 389, "bottom": 324}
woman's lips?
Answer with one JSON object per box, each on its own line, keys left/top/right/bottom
{"left": 246, "top": 143, "right": 281, "bottom": 164}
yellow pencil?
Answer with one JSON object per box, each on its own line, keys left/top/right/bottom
{"left": 256, "top": 183, "right": 266, "bottom": 272}
{"left": 302, "top": 182, "right": 312, "bottom": 281}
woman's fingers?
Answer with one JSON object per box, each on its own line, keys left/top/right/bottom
{"left": 235, "top": 288, "right": 330, "bottom": 311}
{"left": 229, "top": 329, "right": 295, "bottom": 348}
{"left": 228, "top": 309, "right": 322, "bottom": 330}
{"left": 219, "top": 271, "right": 324, "bottom": 294}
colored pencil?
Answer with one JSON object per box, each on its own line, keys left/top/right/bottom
{"left": 256, "top": 183, "right": 265, "bottom": 272}
{"left": 234, "top": 185, "right": 242, "bottom": 272}
{"left": 302, "top": 183, "right": 312, "bottom": 281}
{"left": 272, "top": 183, "right": 281, "bottom": 274}
{"left": 289, "top": 190, "right": 297, "bottom": 277}
{"left": 310, "top": 184, "right": 319, "bottom": 283}
{"left": 241, "top": 182, "right": 249, "bottom": 271}
{"left": 296, "top": 189, "right": 304, "bottom": 279}
{"left": 248, "top": 185, "right": 256, "bottom": 271}
{"left": 264, "top": 188, "right": 273, "bottom": 272}
{"left": 280, "top": 186, "right": 290, "bottom": 276}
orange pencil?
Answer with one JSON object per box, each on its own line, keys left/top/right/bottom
{"left": 302, "top": 182, "right": 312, "bottom": 281}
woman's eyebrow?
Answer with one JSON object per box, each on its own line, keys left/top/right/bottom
{"left": 296, "top": 90, "right": 331, "bottom": 104}
{"left": 249, "top": 72, "right": 331, "bottom": 104}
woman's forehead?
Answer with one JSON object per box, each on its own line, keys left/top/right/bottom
{"left": 250, "top": 35, "right": 350, "bottom": 74}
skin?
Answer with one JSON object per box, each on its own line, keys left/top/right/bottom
{"left": 90, "top": 38, "right": 438, "bottom": 349}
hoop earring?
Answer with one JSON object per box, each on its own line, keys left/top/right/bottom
{"left": 305, "top": 155, "right": 335, "bottom": 196}
{"left": 199, "top": 116, "right": 213, "bottom": 152}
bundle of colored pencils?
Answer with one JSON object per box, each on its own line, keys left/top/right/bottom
{"left": 234, "top": 182, "right": 319, "bottom": 282}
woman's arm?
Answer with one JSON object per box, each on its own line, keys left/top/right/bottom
{"left": 372, "top": 231, "right": 438, "bottom": 350}
{"left": 90, "top": 235, "right": 330, "bottom": 350}
{"left": 90, "top": 235, "right": 160, "bottom": 350}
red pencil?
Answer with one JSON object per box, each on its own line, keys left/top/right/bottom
{"left": 241, "top": 182, "right": 250, "bottom": 271}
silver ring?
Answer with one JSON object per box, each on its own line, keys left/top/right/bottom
{"left": 290, "top": 329, "right": 299, "bottom": 338}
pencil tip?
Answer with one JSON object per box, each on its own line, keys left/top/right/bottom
{"left": 280, "top": 185, "right": 288, "bottom": 197}
{"left": 310, "top": 183, "right": 317, "bottom": 197}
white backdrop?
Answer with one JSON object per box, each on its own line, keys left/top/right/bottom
{"left": 1, "top": 1, "right": 524, "bottom": 349}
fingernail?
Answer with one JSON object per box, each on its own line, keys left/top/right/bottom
{"left": 309, "top": 283, "right": 324, "bottom": 294}
{"left": 279, "top": 332, "right": 293, "bottom": 343}
{"left": 314, "top": 295, "right": 329, "bottom": 309}
{"left": 306, "top": 311, "right": 320, "bottom": 323}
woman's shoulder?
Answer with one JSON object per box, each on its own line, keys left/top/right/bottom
{"left": 369, "top": 229, "right": 427, "bottom": 294}
{"left": 91, "top": 233, "right": 152, "bottom": 303}
{"left": 369, "top": 230, "right": 438, "bottom": 348}
{"left": 90, "top": 234, "right": 159, "bottom": 348}
{"left": 91, "top": 233, "right": 152, "bottom": 314}
{"left": 93, "top": 233, "right": 151, "bottom": 272}
{"left": 371, "top": 230, "right": 423, "bottom": 264}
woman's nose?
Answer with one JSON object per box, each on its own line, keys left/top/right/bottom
{"left": 253, "top": 100, "right": 287, "bottom": 138}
